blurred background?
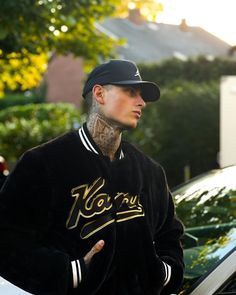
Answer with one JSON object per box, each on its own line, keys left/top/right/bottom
{"left": 0, "top": 0, "right": 236, "bottom": 188}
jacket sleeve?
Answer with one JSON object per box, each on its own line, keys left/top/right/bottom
{"left": 154, "top": 166, "right": 185, "bottom": 295}
{"left": 0, "top": 150, "right": 75, "bottom": 295}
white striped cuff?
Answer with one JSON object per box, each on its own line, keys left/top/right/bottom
{"left": 71, "top": 260, "right": 82, "bottom": 288}
{"left": 162, "top": 261, "right": 171, "bottom": 286}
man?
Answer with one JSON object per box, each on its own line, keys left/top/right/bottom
{"left": 0, "top": 59, "right": 184, "bottom": 295}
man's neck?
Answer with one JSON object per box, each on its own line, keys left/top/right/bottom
{"left": 86, "top": 113, "right": 122, "bottom": 161}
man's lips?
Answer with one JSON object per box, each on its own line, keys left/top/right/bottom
{"left": 133, "top": 110, "right": 141, "bottom": 118}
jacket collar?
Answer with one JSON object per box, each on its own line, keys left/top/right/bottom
{"left": 78, "top": 123, "right": 124, "bottom": 160}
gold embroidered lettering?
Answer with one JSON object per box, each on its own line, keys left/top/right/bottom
{"left": 66, "top": 178, "right": 112, "bottom": 229}
{"left": 66, "top": 178, "right": 144, "bottom": 237}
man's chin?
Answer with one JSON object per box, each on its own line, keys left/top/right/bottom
{"left": 111, "top": 119, "right": 138, "bottom": 131}
{"left": 121, "top": 122, "right": 138, "bottom": 131}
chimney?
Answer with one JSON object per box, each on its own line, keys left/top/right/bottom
{"left": 128, "top": 8, "right": 144, "bottom": 25}
{"left": 179, "top": 18, "right": 188, "bottom": 32}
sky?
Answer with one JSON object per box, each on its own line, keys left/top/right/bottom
{"left": 157, "top": 0, "right": 236, "bottom": 45}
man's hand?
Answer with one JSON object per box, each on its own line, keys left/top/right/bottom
{"left": 83, "top": 240, "right": 105, "bottom": 267}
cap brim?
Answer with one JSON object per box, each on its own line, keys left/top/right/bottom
{"left": 110, "top": 80, "right": 160, "bottom": 102}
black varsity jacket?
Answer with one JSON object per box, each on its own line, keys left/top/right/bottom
{"left": 0, "top": 124, "right": 184, "bottom": 295}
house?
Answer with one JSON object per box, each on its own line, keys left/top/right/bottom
{"left": 99, "top": 10, "right": 230, "bottom": 62}
{"left": 44, "top": 54, "right": 86, "bottom": 108}
{"left": 45, "top": 9, "right": 231, "bottom": 107}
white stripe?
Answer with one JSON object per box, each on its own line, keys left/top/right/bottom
{"left": 162, "top": 261, "right": 168, "bottom": 282}
{"left": 79, "top": 128, "right": 92, "bottom": 152}
{"left": 163, "top": 261, "right": 171, "bottom": 286}
{"left": 81, "top": 127, "right": 99, "bottom": 154}
{"left": 76, "top": 260, "right": 82, "bottom": 283}
{"left": 165, "top": 263, "right": 171, "bottom": 285}
{"left": 71, "top": 261, "right": 78, "bottom": 288}
{"left": 119, "top": 150, "right": 124, "bottom": 159}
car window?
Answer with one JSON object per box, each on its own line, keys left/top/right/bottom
{"left": 174, "top": 166, "right": 236, "bottom": 294}
{"left": 181, "top": 229, "right": 236, "bottom": 294}
{"left": 173, "top": 166, "right": 236, "bottom": 228}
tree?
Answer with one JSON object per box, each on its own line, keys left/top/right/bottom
{"left": 0, "top": 0, "right": 120, "bottom": 95}
{"left": 0, "top": 50, "right": 48, "bottom": 96}
{"left": 124, "top": 80, "right": 219, "bottom": 187}
{"left": 117, "top": 0, "right": 163, "bottom": 21}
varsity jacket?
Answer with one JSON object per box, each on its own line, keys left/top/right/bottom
{"left": 0, "top": 124, "right": 184, "bottom": 295}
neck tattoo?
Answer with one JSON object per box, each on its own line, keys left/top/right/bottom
{"left": 87, "top": 113, "right": 122, "bottom": 161}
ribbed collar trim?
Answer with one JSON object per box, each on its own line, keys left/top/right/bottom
{"left": 78, "top": 123, "right": 124, "bottom": 160}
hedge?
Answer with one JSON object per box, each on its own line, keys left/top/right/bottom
{"left": 0, "top": 103, "right": 81, "bottom": 162}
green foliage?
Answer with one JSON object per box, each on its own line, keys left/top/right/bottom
{"left": 139, "top": 56, "right": 236, "bottom": 86}
{"left": 0, "top": 103, "right": 81, "bottom": 162}
{"left": 125, "top": 80, "right": 219, "bottom": 187}
{"left": 116, "top": 0, "right": 163, "bottom": 21}
{"left": 127, "top": 56, "right": 236, "bottom": 186}
{"left": 0, "top": 0, "right": 119, "bottom": 59}
{"left": 0, "top": 91, "right": 44, "bottom": 109}
{"left": 0, "top": 0, "right": 121, "bottom": 94}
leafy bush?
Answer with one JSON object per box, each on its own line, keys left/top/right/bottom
{"left": 125, "top": 80, "right": 219, "bottom": 187}
{"left": 0, "top": 103, "right": 81, "bottom": 162}
{"left": 139, "top": 56, "right": 236, "bottom": 86}
{"left": 0, "top": 91, "right": 44, "bottom": 110}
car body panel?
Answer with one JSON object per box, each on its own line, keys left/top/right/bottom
{"left": 0, "top": 277, "right": 32, "bottom": 294}
{"left": 173, "top": 165, "right": 236, "bottom": 294}
{"left": 190, "top": 248, "right": 236, "bottom": 295}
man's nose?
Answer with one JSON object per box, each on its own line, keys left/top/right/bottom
{"left": 137, "top": 94, "right": 146, "bottom": 108}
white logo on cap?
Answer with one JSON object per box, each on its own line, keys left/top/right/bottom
{"left": 134, "top": 69, "right": 140, "bottom": 77}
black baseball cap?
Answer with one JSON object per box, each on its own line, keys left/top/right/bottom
{"left": 82, "top": 59, "right": 160, "bottom": 102}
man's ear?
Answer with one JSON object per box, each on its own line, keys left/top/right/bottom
{"left": 92, "top": 85, "right": 104, "bottom": 104}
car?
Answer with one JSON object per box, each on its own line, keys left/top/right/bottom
{"left": 0, "top": 277, "right": 31, "bottom": 294}
{"left": 0, "top": 155, "right": 9, "bottom": 189}
{"left": 173, "top": 165, "right": 236, "bottom": 295}
{"left": 0, "top": 165, "right": 235, "bottom": 294}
